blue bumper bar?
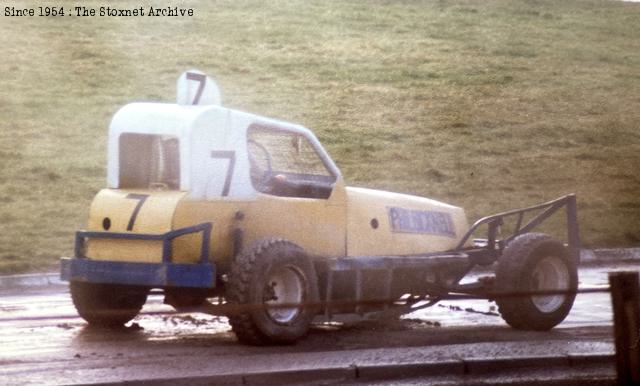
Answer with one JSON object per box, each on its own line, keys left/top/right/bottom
{"left": 60, "top": 258, "right": 215, "bottom": 288}
{"left": 60, "top": 222, "right": 216, "bottom": 288}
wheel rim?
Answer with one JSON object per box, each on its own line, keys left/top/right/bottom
{"left": 264, "top": 265, "right": 306, "bottom": 324}
{"left": 530, "top": 256, "right": 570, "bottom": 313}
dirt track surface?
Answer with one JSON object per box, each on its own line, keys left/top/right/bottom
{"left": 0, "top": 263, "right": 632, "bottom": 385}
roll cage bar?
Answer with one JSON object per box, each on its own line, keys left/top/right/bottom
{"left": 457, "top": 194, "right": 580, "bottom": 265}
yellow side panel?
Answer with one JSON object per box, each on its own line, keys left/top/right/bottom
{"left": 86, "top": 189, "right": 188, "bottom": 263}
{"left": 243, "top": 194, "right": 346, "bottom": 258}
{"left": 172, "top": 200, "right": 248, "bottom": 264}
{"left": 346, "top": 187, "right": 470, "bottom": 256}
{"left": 173, "top": 186, "right": 347, "bottom": 265}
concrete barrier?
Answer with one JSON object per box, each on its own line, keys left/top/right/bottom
{"left": 85, "top": 353, "right": 615, "bottom": 385}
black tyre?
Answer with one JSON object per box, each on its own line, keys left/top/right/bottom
{"left": 226, "top": 239, "right": 319, "bottom": 345}
{"left": 495, "top": 233, "right": 578, "bottom": 330}
{"left": 70, "top": 281, "right": 148, "bottom": 327}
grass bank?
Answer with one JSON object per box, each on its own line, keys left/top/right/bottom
{"left": 0, "top": 0, "right": 639, "bottom": 273}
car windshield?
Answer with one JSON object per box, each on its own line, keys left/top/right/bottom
{"left": 247, "top": 125, "right": 336, "bottom": 197}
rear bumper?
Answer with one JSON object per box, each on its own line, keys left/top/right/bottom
{"left": 61, "top": 222, "right": 215, "bottom": 288}
{"left": 60, "top": 257, "right": 216, "bottom": 288}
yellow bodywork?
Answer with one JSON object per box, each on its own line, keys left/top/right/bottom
{"left": 173, "top": 180, "right": 346, "bottom": 264}
{"left": 86, "top": 101, "right": 471, "bottom": 267}
{"left": 345, "top": 187, "right": 469, "bottom": 256}
{"left": 85, "top": 178, "right": 469, "bottom": 265}
{"left": 87, "top": 189, "right": 187, "bottom": 263}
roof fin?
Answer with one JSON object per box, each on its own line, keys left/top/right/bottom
{"left": 177, "top": 69, "right": 221, "bottom": 106}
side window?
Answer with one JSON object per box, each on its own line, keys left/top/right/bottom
{"left": 247, "top": 125, "right": 336, "bottom": 199}
{"left": 119, "top": 133, "right": 180, "bottom": 189}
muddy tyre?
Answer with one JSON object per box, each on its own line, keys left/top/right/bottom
{"left": 70, "top": 281, "right": 148, "bottom": 327}
{"left": 496, "top": 233, "right": 577, "bottom": 330}
{"left": 227, "top": 239, "right": 319, "bottom": 345}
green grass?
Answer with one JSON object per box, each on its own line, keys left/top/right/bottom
{"left": 1, "top": 0, "right": 639, "bottom": 273}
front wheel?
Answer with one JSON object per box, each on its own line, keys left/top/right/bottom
{"left": 70, "top": 281, "right": 148, "bottom": 327}
{"left": 495, "top": 233, "right": 578, "bottom": 330}
{"left": 226, "top": 239, "right": 319, "bottom": 345}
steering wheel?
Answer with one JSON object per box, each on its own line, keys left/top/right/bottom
{"left": 247, "top": 139, "right": 274, "bottom": 192}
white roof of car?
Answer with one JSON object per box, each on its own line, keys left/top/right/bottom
{"left": 107, "top": 102, "right": 339, "bottom": 199}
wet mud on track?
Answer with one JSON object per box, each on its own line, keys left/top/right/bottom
{"left": 0, "top": 263, "right": 633, "bottom": 385}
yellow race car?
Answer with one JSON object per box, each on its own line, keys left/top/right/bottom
{"left": 61, "top": 71, "right": 580, "bottom": 345}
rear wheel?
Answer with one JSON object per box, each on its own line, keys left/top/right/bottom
{"left": 70, "top": 281, "right": 148, "bottom": 327}
{"left": 495, "top": 233, "right": 577, "bottom": 330}
{"left": 226, "top": 239, "right": 319, "bottom": 345}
